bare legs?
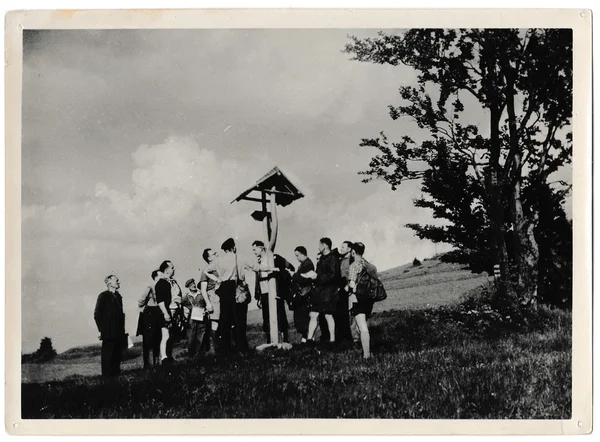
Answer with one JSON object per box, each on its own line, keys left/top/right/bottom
{"left": 159, "top": 327, "right": 169, "bottom": 362}
{"left": 307, "top": 312, "right": 335, "bottom": 343}
{"left": 307, "top": 312, "right": 319, "bottom": 340}
{"left": 324, "top": 314, "right": 335, "bottom": 343}
{"left": 354, "top": 313, "right": 370, "bottom": 359}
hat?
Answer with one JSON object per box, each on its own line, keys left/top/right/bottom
{"left": 185, "top": 278, "right": 196, "bottom": 288}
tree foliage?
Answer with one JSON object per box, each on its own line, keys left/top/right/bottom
{"left": 344, "top": 29, "right": 572, "bottom": 304}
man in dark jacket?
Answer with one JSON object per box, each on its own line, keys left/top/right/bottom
{"left": 333, "top": 241, "right": 354, "bottom": 344}
{"left": 94, "top": 275, "right": 126, "bottom": 377}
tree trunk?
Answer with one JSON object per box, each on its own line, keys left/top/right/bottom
{"left": 482, "top": 33, "right": 510, "bottom": 283}
{"left": 487, "top": 169, "right": 509, "bottom": 279}
{"left": 503, "top": 70, "right": 540, "bottom": 305}
{"left": 510, "top": 155, "right": 540, "bottom": 306}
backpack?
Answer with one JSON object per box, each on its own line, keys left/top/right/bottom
{"left": 356, "top": 260, "right": 387, "bottom": 302}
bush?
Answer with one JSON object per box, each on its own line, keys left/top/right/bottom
{"left": 412, "top": 258, "right": 422, "bottom": 267}
{"left": 22, "top": 337, "right": 57, "bottom": 364}
{"left": 455, "top": 281, "right": 568, "bottom": 337}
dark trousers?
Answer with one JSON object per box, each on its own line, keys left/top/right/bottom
{"left": 318, "top": 314, "right": 330, "bottom": 341}
{"left": 234, "top": 303, "right": 249, "bottom": 351}
{"left": 188, "top": 317, "right": 212, "bottom": 359}
{"left": 142, "top": 306, "right": 161, "bottom": 367}
{"left": 218, "top": 281, "right": 241, "bottom": 352}
{"left": 293, "top": 300, "right": 310, "bottom": 339}
{"left": 101, "top": 338, "right": 123, "bottom": 377}
{"left": 260, "top": 294, "right": 289, "bottom": 343}
{"left": 334, "top": 289, "right": 352, "bottom": 343}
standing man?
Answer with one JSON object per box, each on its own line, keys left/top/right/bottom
{"left": 304, "top": 238, "right": 340, "bottom": 346}
{"left": 94, "top": 275, "right": 126, "bottom": 377}
{"left": 347, "top": 242, "right": 376, "bottom": 359}
{"left": 207, "top": 238, "right": 279, "bottom": 352}
{"left": 289, "top": 246, "right": 315, "bottom": 343}
{"left": 334, "top": 241, "right": 354, "bottom": 344}
{"left": 248, "top": 240, "right": 295, "bottom": 344}
{"left": 137, "top": 270, "right": 162, "bottom": 369}
{"left": 200, "top": 248, "right": 221, "bottom": 351}
{"left": 206, "top": 238, "right": 246, "bottom": 353}
{"left": 315, "top": 250, "right": 330, "bottom": 342}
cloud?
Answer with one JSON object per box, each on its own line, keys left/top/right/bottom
{"left": 22, "top": 133, "right": 444, "bottom": 352}
{"left": 17, "top": 29, "right": 476, "bottom": 354}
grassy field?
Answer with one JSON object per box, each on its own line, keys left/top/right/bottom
{"left": 21, "top": 258, "right": 570, "bottom": 419}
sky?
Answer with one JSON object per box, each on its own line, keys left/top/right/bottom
{"left": 21, "top": 29, "right": 571, "bottom": 353}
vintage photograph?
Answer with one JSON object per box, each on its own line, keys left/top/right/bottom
{"left": 6, "top": 10, "right": 591, "bottom": 432}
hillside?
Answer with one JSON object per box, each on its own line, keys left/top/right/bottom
{"left": 22, "top": 257, "right": 488, "bottom": 384}
{"left": 22, "top": 293, "right": 571, "bottom": 419}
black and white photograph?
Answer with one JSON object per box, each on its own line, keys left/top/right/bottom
{"left": 4, "top": 7, "right": 592, "bottom": 435}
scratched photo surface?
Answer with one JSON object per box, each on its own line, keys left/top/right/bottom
{"left": 20, "top": 28, "right": 573, "bottom": 419}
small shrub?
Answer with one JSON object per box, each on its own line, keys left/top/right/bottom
{"left": 412, "top": 258, "right": 422, "bottom": 267}
{"left": 22, "top": 337, "right": 57, "bottom": 364}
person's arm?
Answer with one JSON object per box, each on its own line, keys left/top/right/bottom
{"left": 205, "top": 262, "right": 222, "bottom": 282}
{"left": 244, "top": 259, "right": 278, "bottom": 273}
{"left": 204, "top": 263, "right": 221, "bottom": 282}
{"left": 155, "top": 280, "right": 171, "bottom": 322}
{"left": 94, "top": 292, "right": 105, "bottom": 337}
{"left": 301, "top": 270, "right": 317, "bottom": 279}
{"left": 199, "top": 281, "right": 213, "bottom": 312}
{"left": 158, "top": 302, "right": 170, "bottom": 322}
{"left": 281, "top": 256, "right": 295, "bottom": 272}
{"left": 138, "top": 287, "right": 151, "bottom": 308}
{"left": 205, "top": 272, "right": 221, "bottom": 283}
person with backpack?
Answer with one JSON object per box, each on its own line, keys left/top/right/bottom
{"left": 347, "top": 242, "right": 386, "bottom": 360}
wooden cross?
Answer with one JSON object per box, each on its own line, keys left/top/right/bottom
{"left": 232, "top": 167, "right": 304, "bottom": 345}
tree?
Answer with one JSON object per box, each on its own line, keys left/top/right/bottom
{"left": 404, "top": 141, "right": 493, "bottom": 273}
{"left": 344, "top": 29, "right": 572, "bottom": 304}
{"left": 523, "top": 182, "right": 572, "bottom": 308}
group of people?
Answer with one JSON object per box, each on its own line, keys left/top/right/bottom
{"left": 93, "top": 236, "right": 378, "bottom": 377}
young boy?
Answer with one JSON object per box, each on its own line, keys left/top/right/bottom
{"left": 185, "top": 278, "right": 213, "bottom": 360}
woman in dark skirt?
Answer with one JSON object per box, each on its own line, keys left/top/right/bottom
{"left": 137, "top": 270, "right": 162, "bottom": 369}
{"left": 289, "top": 246, "right": 314, "bottom": 343}
{"left": 304, "top": 238, "right": 340, "bottom": 344}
